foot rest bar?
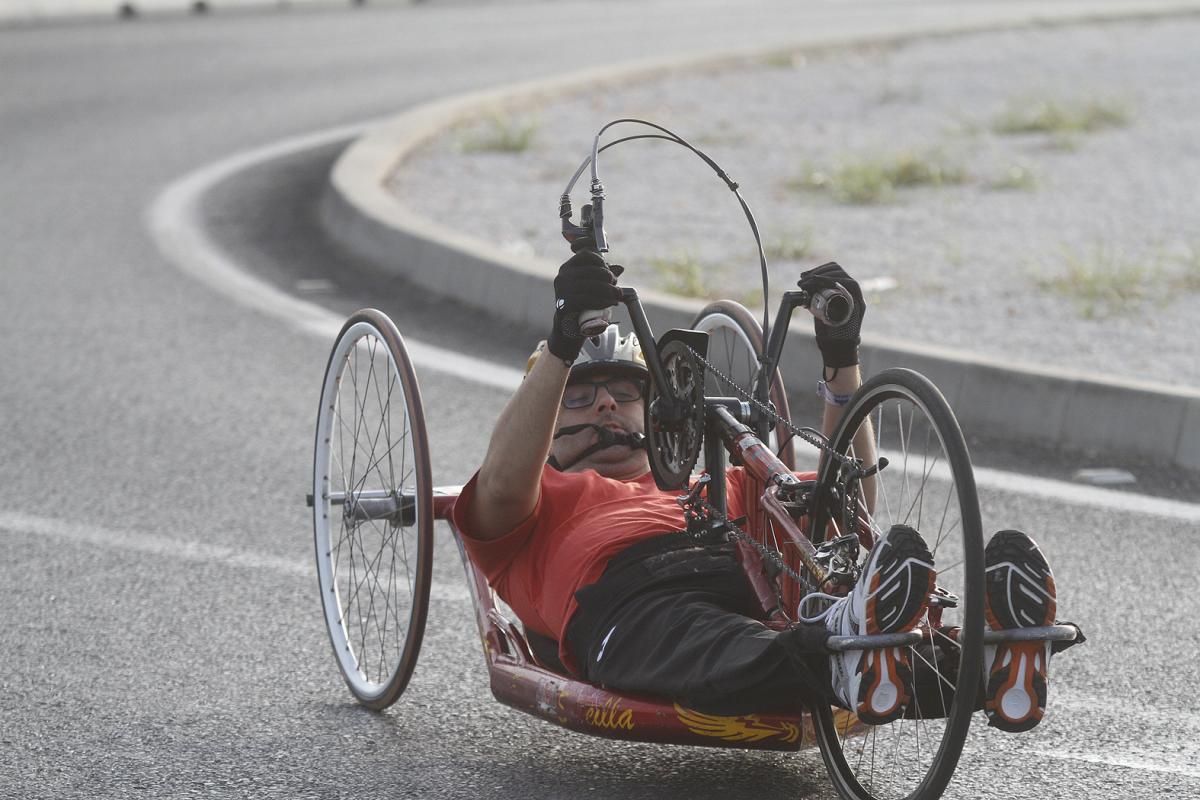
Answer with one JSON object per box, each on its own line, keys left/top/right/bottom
{"left": 826, "top": 631, "right": 924, "bottom": 652}
{"left": 827, "top": 624, "right": 1079, "bottom": 652}
{"left": 977, "top": 624, "right": 1078, "bottom": 645}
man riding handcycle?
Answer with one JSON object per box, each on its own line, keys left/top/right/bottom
{"left": 456, "top": 253, "right": 1071, "bottom": 733}
{"left": 310, "top": 120, "right": 1084, "bottom": 800}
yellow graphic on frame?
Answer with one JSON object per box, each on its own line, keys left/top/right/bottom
{"left": 674, "top": 704, "right": 800, "bottom": 744}
{"left": 830, "top": 707, "right": 861, "bottom": 736}
{"left": 585, "top": 698, "right": 635, "bottom": 731}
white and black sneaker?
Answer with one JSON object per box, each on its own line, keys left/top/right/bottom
{"left": 804, "top": 524, "right": 935, "bottom": 725}
{"left": 984, "top": 529, "right": 1057, "bottom": 733}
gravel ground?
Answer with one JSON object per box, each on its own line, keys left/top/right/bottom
{"left": 390, "top": 17, "right": 1200, "bottom": 389}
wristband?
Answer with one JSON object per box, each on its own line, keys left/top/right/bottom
{"left": 817, "top": 380, "right": 853, "bottom": 407}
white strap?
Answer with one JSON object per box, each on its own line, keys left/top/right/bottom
{"left": 817, "top": 380, "right": 853, "bottom": 407}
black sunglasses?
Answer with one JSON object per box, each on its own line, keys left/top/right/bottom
{"left": 561, "top": 378, "right": 645, "bottom": 409}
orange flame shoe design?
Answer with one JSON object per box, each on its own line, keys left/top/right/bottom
{"left": 809, "top": 524, "right": 935, "bottom": 725}
{"left": 983, "top": 530, "right": 1057, "bottom": 733}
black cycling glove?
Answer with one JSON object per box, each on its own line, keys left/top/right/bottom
{"left": 548, "top": 250, "right": 624, "bottom": 363}
{"left": 797, "top": 262, "right": 866, "bottom": 369}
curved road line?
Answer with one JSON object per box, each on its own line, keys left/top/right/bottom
{"left": 145, "top": 123, "right": 524, "bottom": 393}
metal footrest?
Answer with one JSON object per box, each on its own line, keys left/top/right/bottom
{"left": 976, "top": 624, "right": 1079, "bottom": 645}
{"left": 826, "top": 631, "right": 924, "bottom": 652}
{"left": 826, "top": 624, "right": 1078, "bottom": 652}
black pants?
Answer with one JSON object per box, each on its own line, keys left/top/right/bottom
{"left": 565, "top": 533, "right": 830, "bottom": 715}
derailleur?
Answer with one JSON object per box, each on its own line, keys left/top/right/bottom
{"left": 814, "top": 533, "right": 861, "bottom": 591}
{"left": 676, "top": 474, "right": 729, "bottom": 540}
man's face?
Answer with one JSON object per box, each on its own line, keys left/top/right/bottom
{"left": 550, "top": 371, "right": 650, "bottom": 479}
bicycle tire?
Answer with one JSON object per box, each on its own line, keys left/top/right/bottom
{"left": 691, "top": 300, "right": 794, "bottom": 468}
{"left": 312, "top": 309, "right": 433, "bottom": 710}
{"left": 807, "top": 368, "right": 984, "bottom": 800}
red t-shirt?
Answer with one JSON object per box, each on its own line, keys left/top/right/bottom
{"left": 452, "top": 465, "right": 758, "bottom": 673}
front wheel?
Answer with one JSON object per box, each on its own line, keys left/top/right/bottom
{"left": 312, "top": 309, "right": 433, "bottom": 710}
{"left": 807, "top": 368, "right": 984, "bottom": 800}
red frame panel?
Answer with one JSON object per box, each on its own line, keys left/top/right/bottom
{"left": 431, "top": 487, "right": 861, "bottom": 751}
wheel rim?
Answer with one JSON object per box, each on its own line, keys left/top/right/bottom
{"left": 692, "top": 305, "right": 793, "bottom": 468}
{"left": 811, "top": 372, "right": 983, "bottom": 800}
{"left": 695, "top": 311, "right": 760, "bottom": 397}
{"left": 313, "top": 318, "right": 431, "bottom": 705}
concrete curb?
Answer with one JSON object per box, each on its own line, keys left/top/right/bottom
{"left": 319, "top": 1, "right": 1200, "bottom": 471}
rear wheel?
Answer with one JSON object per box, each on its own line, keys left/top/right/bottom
{"left": 312, "top": 309, "right": 433, "bottom": 710}
{"left": 807, "top": 368, "right": 984, "bottom": 800}
{"left": 691, "top": 300, "right": 794, "bottom": 468}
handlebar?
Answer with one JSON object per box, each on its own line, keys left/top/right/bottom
{"left": 802, "top": 285, "right": 854, "bottom": 327}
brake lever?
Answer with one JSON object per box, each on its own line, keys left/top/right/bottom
{"left": 558, "top": 200, "right": 614, "bottom": 336}
{"left": 589, "top": 178, "right": 607, "bottom": 253}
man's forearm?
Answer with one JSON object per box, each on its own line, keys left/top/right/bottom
{"left": 820, "top": 366, "right": 877, "bottom": 513}
{"left": 820, "top": 366, "right": 862, "bottom": 439}
{"left": 468, "top": 353, "right": 569, "bottom": 539}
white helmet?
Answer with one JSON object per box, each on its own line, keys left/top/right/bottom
{"left": 527, "top": 325, "right": 648, "bottom": 384}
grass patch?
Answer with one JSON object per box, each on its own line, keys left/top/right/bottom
{"left": 761, "top": 50, "right": 800, "bottom": 68}
{"left": 789, "top": 151, "right": 967, "bottom": 204}
{"left": 877, "top": 83, "right": 922, "bottom": 105}
{"left": 987, "top": 163, "right": 1037, "bottom": 191}
{"left": 1173, "top": 243, "right": 1200, "bottom": 291}
{"left": 1038, "top": 242, "right": 1200, "bottom": 318}
{"left": 992, "top": 97, "right": 1131, "bottom": 136}
{"left": 1034, "top": 245, "right": 1157, "bottom": 319}
{"left": 764, "top": 230, "right": 815, "bottom": 262}
{"left": 459, "top": 114, "right": 539, "bottom": 153}
{"left": 650, "top": 252, "right": 711, "bottom": 298}
{"left": 735, "top": 287, "right": 765, "bottom": 310}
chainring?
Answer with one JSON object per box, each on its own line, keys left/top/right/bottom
{"left": 645, "top": 339, "right": 705, "bottom": 490}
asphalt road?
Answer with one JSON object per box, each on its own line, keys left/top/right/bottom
{"left": 3, "top": 2, "right": 1199, "bottom": 798}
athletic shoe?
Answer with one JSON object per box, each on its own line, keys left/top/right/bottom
{"left": 983, "top": 529, "right": 1057, "bottom": 733}
{"left": 807, "top": 524, "right": 935, "bottom": 725}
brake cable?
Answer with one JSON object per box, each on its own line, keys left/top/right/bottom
{"left": 560, "top": 118, "right": 773, "bottom": 344}
{"left": 557, "top": 120, "right": 881, "bottom": 592}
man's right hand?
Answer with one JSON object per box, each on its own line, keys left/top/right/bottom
{"left": 548, "top": 250, "right": 623, "bottom": 363}
{"left": 798, "top": 262, "right": 866, "bottom": 369}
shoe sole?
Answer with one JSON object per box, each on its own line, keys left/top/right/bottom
{"left": 856, "top": 525, "right": 935, "bottom": 725}
{"left": 984, "top": 530, "right": 1056, "bottom": 733}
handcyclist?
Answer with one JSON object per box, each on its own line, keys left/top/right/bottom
{"left": 452, "top": 252, "right": 1064, "bottom": 731}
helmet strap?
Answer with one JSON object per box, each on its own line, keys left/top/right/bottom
{"left": 547, "top": 424, "right": 647, "bottom": 471}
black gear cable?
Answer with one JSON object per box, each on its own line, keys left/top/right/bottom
{"left": 562, "top": 119, "right": 774, "bottom": 344}
{"left": 559, "top": 120, "right": 877, "bottom": 598}
{"left": 562, "top": 118, "right": 860, "bottom": 468}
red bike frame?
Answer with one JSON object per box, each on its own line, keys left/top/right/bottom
{"left": 430, "top": 419, "right": 867, "bottom": 753}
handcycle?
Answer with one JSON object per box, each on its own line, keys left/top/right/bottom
{"left": 308, "top": 120, "right": 1077, "bottom": 800}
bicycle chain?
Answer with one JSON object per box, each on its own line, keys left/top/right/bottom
{"left": 681, "top": 344, "right": 850, "bottom": 465}
{"left": 685, "top": 495, "right": 817, "bottom": 595}
{"left": 666, "top": 341, "right": 825, "bottom": 594}
{"left": 682, "top": 341, "right": 867, "bottom": 552}
{"left": 667, "top": 342, "right": 869, "bottom": 598}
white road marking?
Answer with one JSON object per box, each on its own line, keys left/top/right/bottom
{"left": 0, "top": 509, "right": 472, "bottom": 604}
{"left": 145, "top": 122, "right": 522, "bottom": 393}
{"left": 973, "top": 464, "right": 1200, "bottom": 524}
{"left": 1029, "top": 750, "right": 1200, "bottom": 780}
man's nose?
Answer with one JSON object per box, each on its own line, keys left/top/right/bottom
{"left": 592, "top": 385, "right": 618, "bottom": 411}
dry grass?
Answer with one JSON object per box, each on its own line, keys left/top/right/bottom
{"left": 1034, "top": 245, "right": 1156, "bottom": 319}
{"left": 789, "top": 151, "right": 967, "bottom": 204}
{"left": 992, "top": 97, "right": 1131, "bottom": 136}
{"left": 459, "top": 114, "right": 539, "bottom": 153}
